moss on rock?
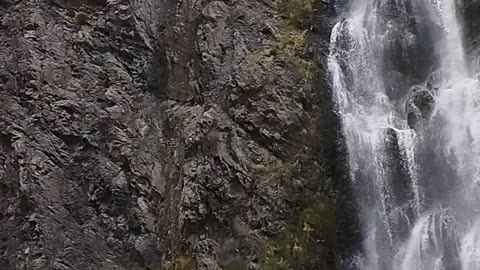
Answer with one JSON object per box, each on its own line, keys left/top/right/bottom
{"left": 278, "top": 0, "right": 315, "bottom": 29}
{"left": 163, "top": 255, "right": 194, "bottom": 270}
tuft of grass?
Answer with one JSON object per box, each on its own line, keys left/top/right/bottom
{"left": 271, "top": 0, "right": 315, "bottom": 55}
{"left": 253, "top": 160, "right": 296, "bottom": 186}
{"left": 278, "top": 0, "right": 315, "bottom": 29}
{"left": 257, "top": 195, "right": 336, "bottom": 270}
{"left": 293, "top": 59, "right": 315, "bottom": 80}
{"left": 163, "top": 255, "right": 193, "bottom": 270}
{"left": 274, "top": 28, "right": 307, "bottom": 54}
{"left": 252, "top": 111, "right": 336, "bottom": 269}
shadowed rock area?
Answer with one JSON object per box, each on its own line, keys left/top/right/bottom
{"left": 0, "top": 0, "right": 347, "bottom": 269}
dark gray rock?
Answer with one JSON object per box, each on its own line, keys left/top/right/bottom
{"left": 464, "top": 0, "right": 480, "bottom": 41}
{"left": 0, "top": 0, "right": 338, "bottom": 269}
{"left": 405, "top": 85, "right": 435, "bottom": 129}
{"left": 384, "top": 70, "right": 412, "bottom": 100}
{"left": 0, "top": 0, "right": 171, "bottom": 268}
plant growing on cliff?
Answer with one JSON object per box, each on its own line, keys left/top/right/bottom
{"left": 253, "top": 147, "right": 336, "bottom": 268}
{"left": 278, "top": 0, "right": 315, "bottom": 28}
{"left": 258, "top": 195, "right": 336, "bottom": 269}
{"left": 274, "top": 29, "right": 307, "bottom": 54}
{"left": 163, "top": 255, "right": 193, "bottom": 270}
{"left": 270, "top": 0, "right": 314, "bottom": 55}
{"left": 294, "top": 59, "right": 315, "bottom": 81}
{"left": 252, "top": 109, "right": 337, "bottom": 269}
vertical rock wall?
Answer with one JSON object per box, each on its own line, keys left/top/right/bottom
{"left": 0, "top": 0, "right": 342, "bottom": 269}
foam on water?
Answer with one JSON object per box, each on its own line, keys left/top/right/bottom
{"left": 329, "top": 0, "right": 480, "bottom": 268}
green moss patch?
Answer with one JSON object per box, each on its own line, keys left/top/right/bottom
{"left": 278, "top": 0, "right": 315, "bottom": 29}
{"left": 163, "top": 255, "right": 194, "bottom": 270}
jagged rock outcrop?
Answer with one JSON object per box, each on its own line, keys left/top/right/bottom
{"left": 464, "top": 0, "right": 480, "bottom": 42}
{"left": 463, "top": 0, "right": 480, "bottom": 61}
{"left": 405, "top": 85, "right": 435, "bottom": 130}
{"left": 0, "top": 0, "right": 341, "bottom": 269}
{"left": 0, "top": 0, "right": 173, "bottom": 268}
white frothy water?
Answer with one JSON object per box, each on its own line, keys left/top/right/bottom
{"left": 394, "top": 208, "right": 460, "bottom": 270}
{"left": 329, "top": 0, "right": 480, "bottom": 269}
{"left": 329, "top": 2, "right": 402, "bottom": 256}
{"left": 461, "top": 219, "right": 480, "bottom": 270}
{"left": 397, "top": 129, "right": 423, "bottom": 214}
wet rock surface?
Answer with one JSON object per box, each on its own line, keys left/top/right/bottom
{"left": 0, "top": 0, "right": 340, "bottom": 269}
{"left": 464, "top": 0, "right": 480, "bottom": 42}
{"left": 405, "top": 86, "right": 435, "bottom": 129}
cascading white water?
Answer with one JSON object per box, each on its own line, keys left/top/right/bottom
{"left": 329, "top": 0, "right": 480, "bottom": 269}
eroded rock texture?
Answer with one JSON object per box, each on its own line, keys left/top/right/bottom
{"left": 0, "top": 0, "right": 339, "bottom": 269}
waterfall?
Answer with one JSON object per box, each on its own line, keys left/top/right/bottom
{"left": 329, "top": 0, "right": 480, "bottom": 269}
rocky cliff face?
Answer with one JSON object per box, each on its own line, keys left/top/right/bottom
{"left": 0, "top": 0, "right": 342, "bottom": 269}
{"left": 464, "top": 0, "right": 480, "bottom": 54}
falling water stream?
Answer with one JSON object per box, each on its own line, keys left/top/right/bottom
{"left": 329, "top": 0, "right": 480, "bottom": 269}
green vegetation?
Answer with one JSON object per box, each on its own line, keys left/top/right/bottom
{"left": 240, "top": 0, "right": 316, "bottom": 97}
{"left": 294, "top": 58, "right": 315, "bottom": 81}
{"left": 273, "top": 29, "right": 307, "bottom": 54}
{"left": 253, "top": 159, "right": 295, "bottom": 186}
{"left": 163, "top": 255, "right": 193, "bottom": 270}
{"left": 273, "top": 0, "right": 314, "bottom": 54}
{"left": 275, "top": 0, "right": 316, "bottom": 98}
{"left": 253, "top": 143, "right": 336, "bottom": 269}
{"left": 257, "top": 195, "right": 336, "bottom": 269}
{"left": 244, "top": 2, "right": 336, "bottom": 267}
{"left": 278, "top": 0, "right": 315, "bottom": 28}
